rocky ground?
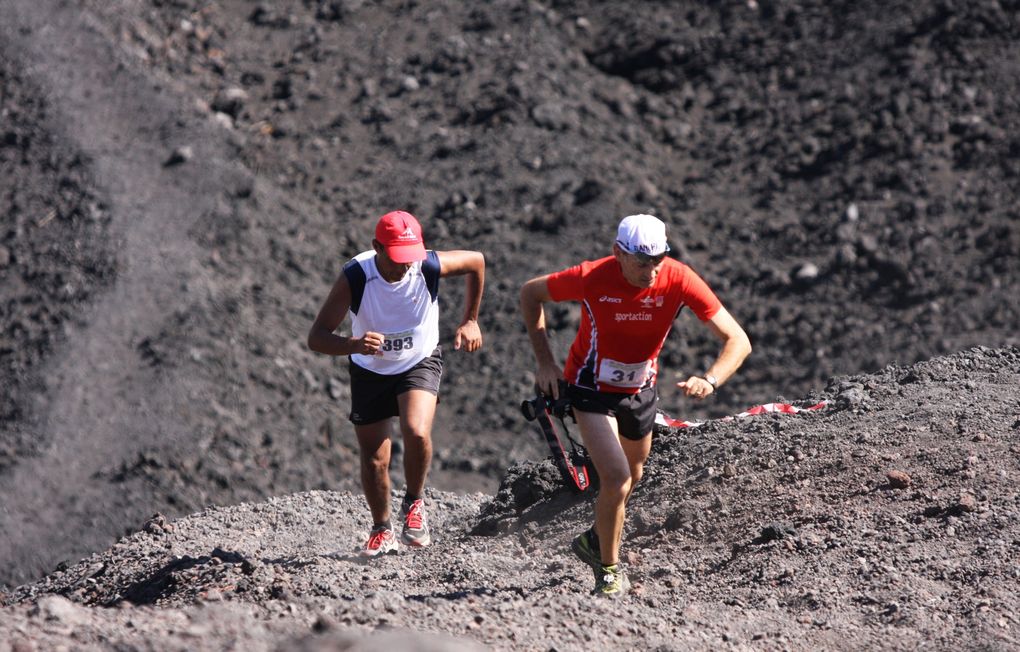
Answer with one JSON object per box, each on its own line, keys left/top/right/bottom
{"left": 2, "top": 346, "right": 1019, "bottom": 650}
{"left": 0, "top": 0, "right": 1018, "bottom": 644}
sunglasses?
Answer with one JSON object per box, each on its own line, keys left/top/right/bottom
{"left": 617, "top": 240, "right": 667, "bottom": 266}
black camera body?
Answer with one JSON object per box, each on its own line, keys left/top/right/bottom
{"left": 520, "top": 393, "right": 572, "bottom": 421}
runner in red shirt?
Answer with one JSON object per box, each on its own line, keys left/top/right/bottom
{"left": 520, "top": 214, "right": 751, "bottom": 596}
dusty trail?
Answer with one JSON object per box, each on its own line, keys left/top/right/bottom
{"left": 3, "top": 347, "right": 1020, "bottom": 650}
{"left": 0, "top": 0, "right": 244, "bottom": 584}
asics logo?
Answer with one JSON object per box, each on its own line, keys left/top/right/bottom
{"left": 599, "top": 295, "right": 622, "bottom": 303}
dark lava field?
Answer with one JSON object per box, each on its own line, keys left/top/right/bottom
{"left": 1, "top": 1, "right": 1019, "bottom": 648}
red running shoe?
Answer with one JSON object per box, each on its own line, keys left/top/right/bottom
{"left": 400, "top": 499, "right": 431, "bottom": 547}
{"left": 360, "top": 525, "right": 398, "bottom": 558}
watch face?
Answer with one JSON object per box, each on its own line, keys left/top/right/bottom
{"left": 706, "top": 375, "right": 718, "bottom": 387}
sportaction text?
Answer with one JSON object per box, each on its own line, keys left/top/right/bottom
{"left": 614, "top": 312, "right": 653, "bottom": 322}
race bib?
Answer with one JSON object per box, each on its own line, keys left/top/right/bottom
{"left": 597, "top": 358, "right": 652, "bottom": 388}
{"left": 377, "top": 330, "right": 416, "bottom": 359}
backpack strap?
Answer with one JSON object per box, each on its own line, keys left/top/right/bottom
{"left": 421, "top": 250, "right": 440, "bottom": 301}
{"left": 343, "top": 259, "right": 367, "bottom": 315}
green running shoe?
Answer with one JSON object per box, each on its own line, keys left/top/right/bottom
{"left": 571, "top": 527, "right": 601, "bottom": 569}
{"left": 593, "top": 564, "right": 630, "bottom": 597}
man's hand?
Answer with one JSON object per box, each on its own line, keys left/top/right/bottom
{"left": 355, "top": 332, "right": 384, "bottom": 355}
{"left": 454, "top": 319, "right": 483, "bottom": 352}
{"left": 678, "top": 376, "right": 715, "bottom": 400}
{"left": 535, "top": 362, "right": 564, "bottom": 399}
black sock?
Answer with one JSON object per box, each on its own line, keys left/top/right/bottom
{"left": 403, "top": 492, "right": 421, "bottom": 507}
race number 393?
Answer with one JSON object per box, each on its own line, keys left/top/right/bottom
{"left": 597, "top": 358, "right": 652, "bottom": 388}
{"left": 377, "top": 330, "right": 415, "bottom": 358}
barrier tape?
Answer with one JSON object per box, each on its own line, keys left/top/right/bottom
{"left": 655, "top": 400, "right": 829, "bottom": 430}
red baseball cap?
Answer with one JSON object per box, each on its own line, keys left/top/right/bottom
{"left": 374, "top": 211, "right": 426, "bottom": 263}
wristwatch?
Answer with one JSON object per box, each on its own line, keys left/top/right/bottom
{"left": 704, "top": 374, "right": 718, "bottom": 390}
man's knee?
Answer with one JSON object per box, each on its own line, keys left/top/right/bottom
{"left": 629, "top": 465, "right": 644, "bottom": 486}
{"left": 401, "top": 421, "right": 433, "bottom": 445}
{"left": 399, "top": 409, "right": 434, "bottom": 444}
{"left": 397, "top": 410, "right": 434, "bottom": 446}
{"left": 360, "top": 443, "right": 390, "bottom": 471}
{"left": 363, "top": 452, "right": 389, "bottom": 472}
{"left": 599, "top": 467, "right": 633, "bottom": 499}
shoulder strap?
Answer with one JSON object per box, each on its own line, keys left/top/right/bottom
{"left": 343, "top": 259, "right": 367, "bottom": 314}
{"left": 421, "top": 250, "right": 440, "bottom": 301}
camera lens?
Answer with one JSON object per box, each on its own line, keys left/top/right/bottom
{"left": 520, "top": 398, "right": 538, "bottom": 421}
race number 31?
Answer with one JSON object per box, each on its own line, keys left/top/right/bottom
{"left": 597, "top": 358, "right": 652, "bottom": 388}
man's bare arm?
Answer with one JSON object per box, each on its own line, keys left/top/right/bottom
{"left": 437, "top": 250, "right": 485, "bottom": 352}
{"left": 306, "top": 273, "right": 382, "bottom": 356}
{"left": 678, "top": 306, "right": 752, "bottom": 399}
{"left": 520, "top": 275, "right": 564, "bottom": 399}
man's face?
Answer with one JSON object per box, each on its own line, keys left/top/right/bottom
{"left": 373, "top": 241, "right": 414, "bottom": 282}
{"left": 614, "top": 243, "right": 666, "bottom": 288}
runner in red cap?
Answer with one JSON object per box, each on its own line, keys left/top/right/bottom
{"left": 520, "top": 214, "right": 751, "bottom": 596}
{"left": 308, "top": 211, "right": 485, "bottom": 557}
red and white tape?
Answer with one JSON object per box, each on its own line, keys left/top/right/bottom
{"left": 655, "top": 400, "right": 829, "bottom": 429}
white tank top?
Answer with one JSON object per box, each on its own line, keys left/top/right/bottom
{"left": 345, "top": 250, "right": 440, "bottom": 375}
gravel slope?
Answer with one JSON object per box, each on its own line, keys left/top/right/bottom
{"left": 1, "top": 0, "right": 1018, "bottom": 591}
{"left": 2, "top": 347, "right": 1019, "bottom": 650}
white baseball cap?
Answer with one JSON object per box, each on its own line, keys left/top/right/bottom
{"left": 615, "top": 214, "right": 670, "bottom": 256}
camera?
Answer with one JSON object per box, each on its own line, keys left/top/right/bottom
{"left": 520, "top": 388, "right": 572, "bottom": 421}
{"left": 520, "top": 395, "right": 546, "bottom": 421}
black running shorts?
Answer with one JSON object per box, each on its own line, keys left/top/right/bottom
{"left": 348, "top": 347, "right": 443, "bottom": 425}
{"left": 565, "top": 383, "right": 657, "bottom": 440}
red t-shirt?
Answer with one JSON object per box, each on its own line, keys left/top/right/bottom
{"left": 546, "top": 256, "right": 722, "bottom": 394}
